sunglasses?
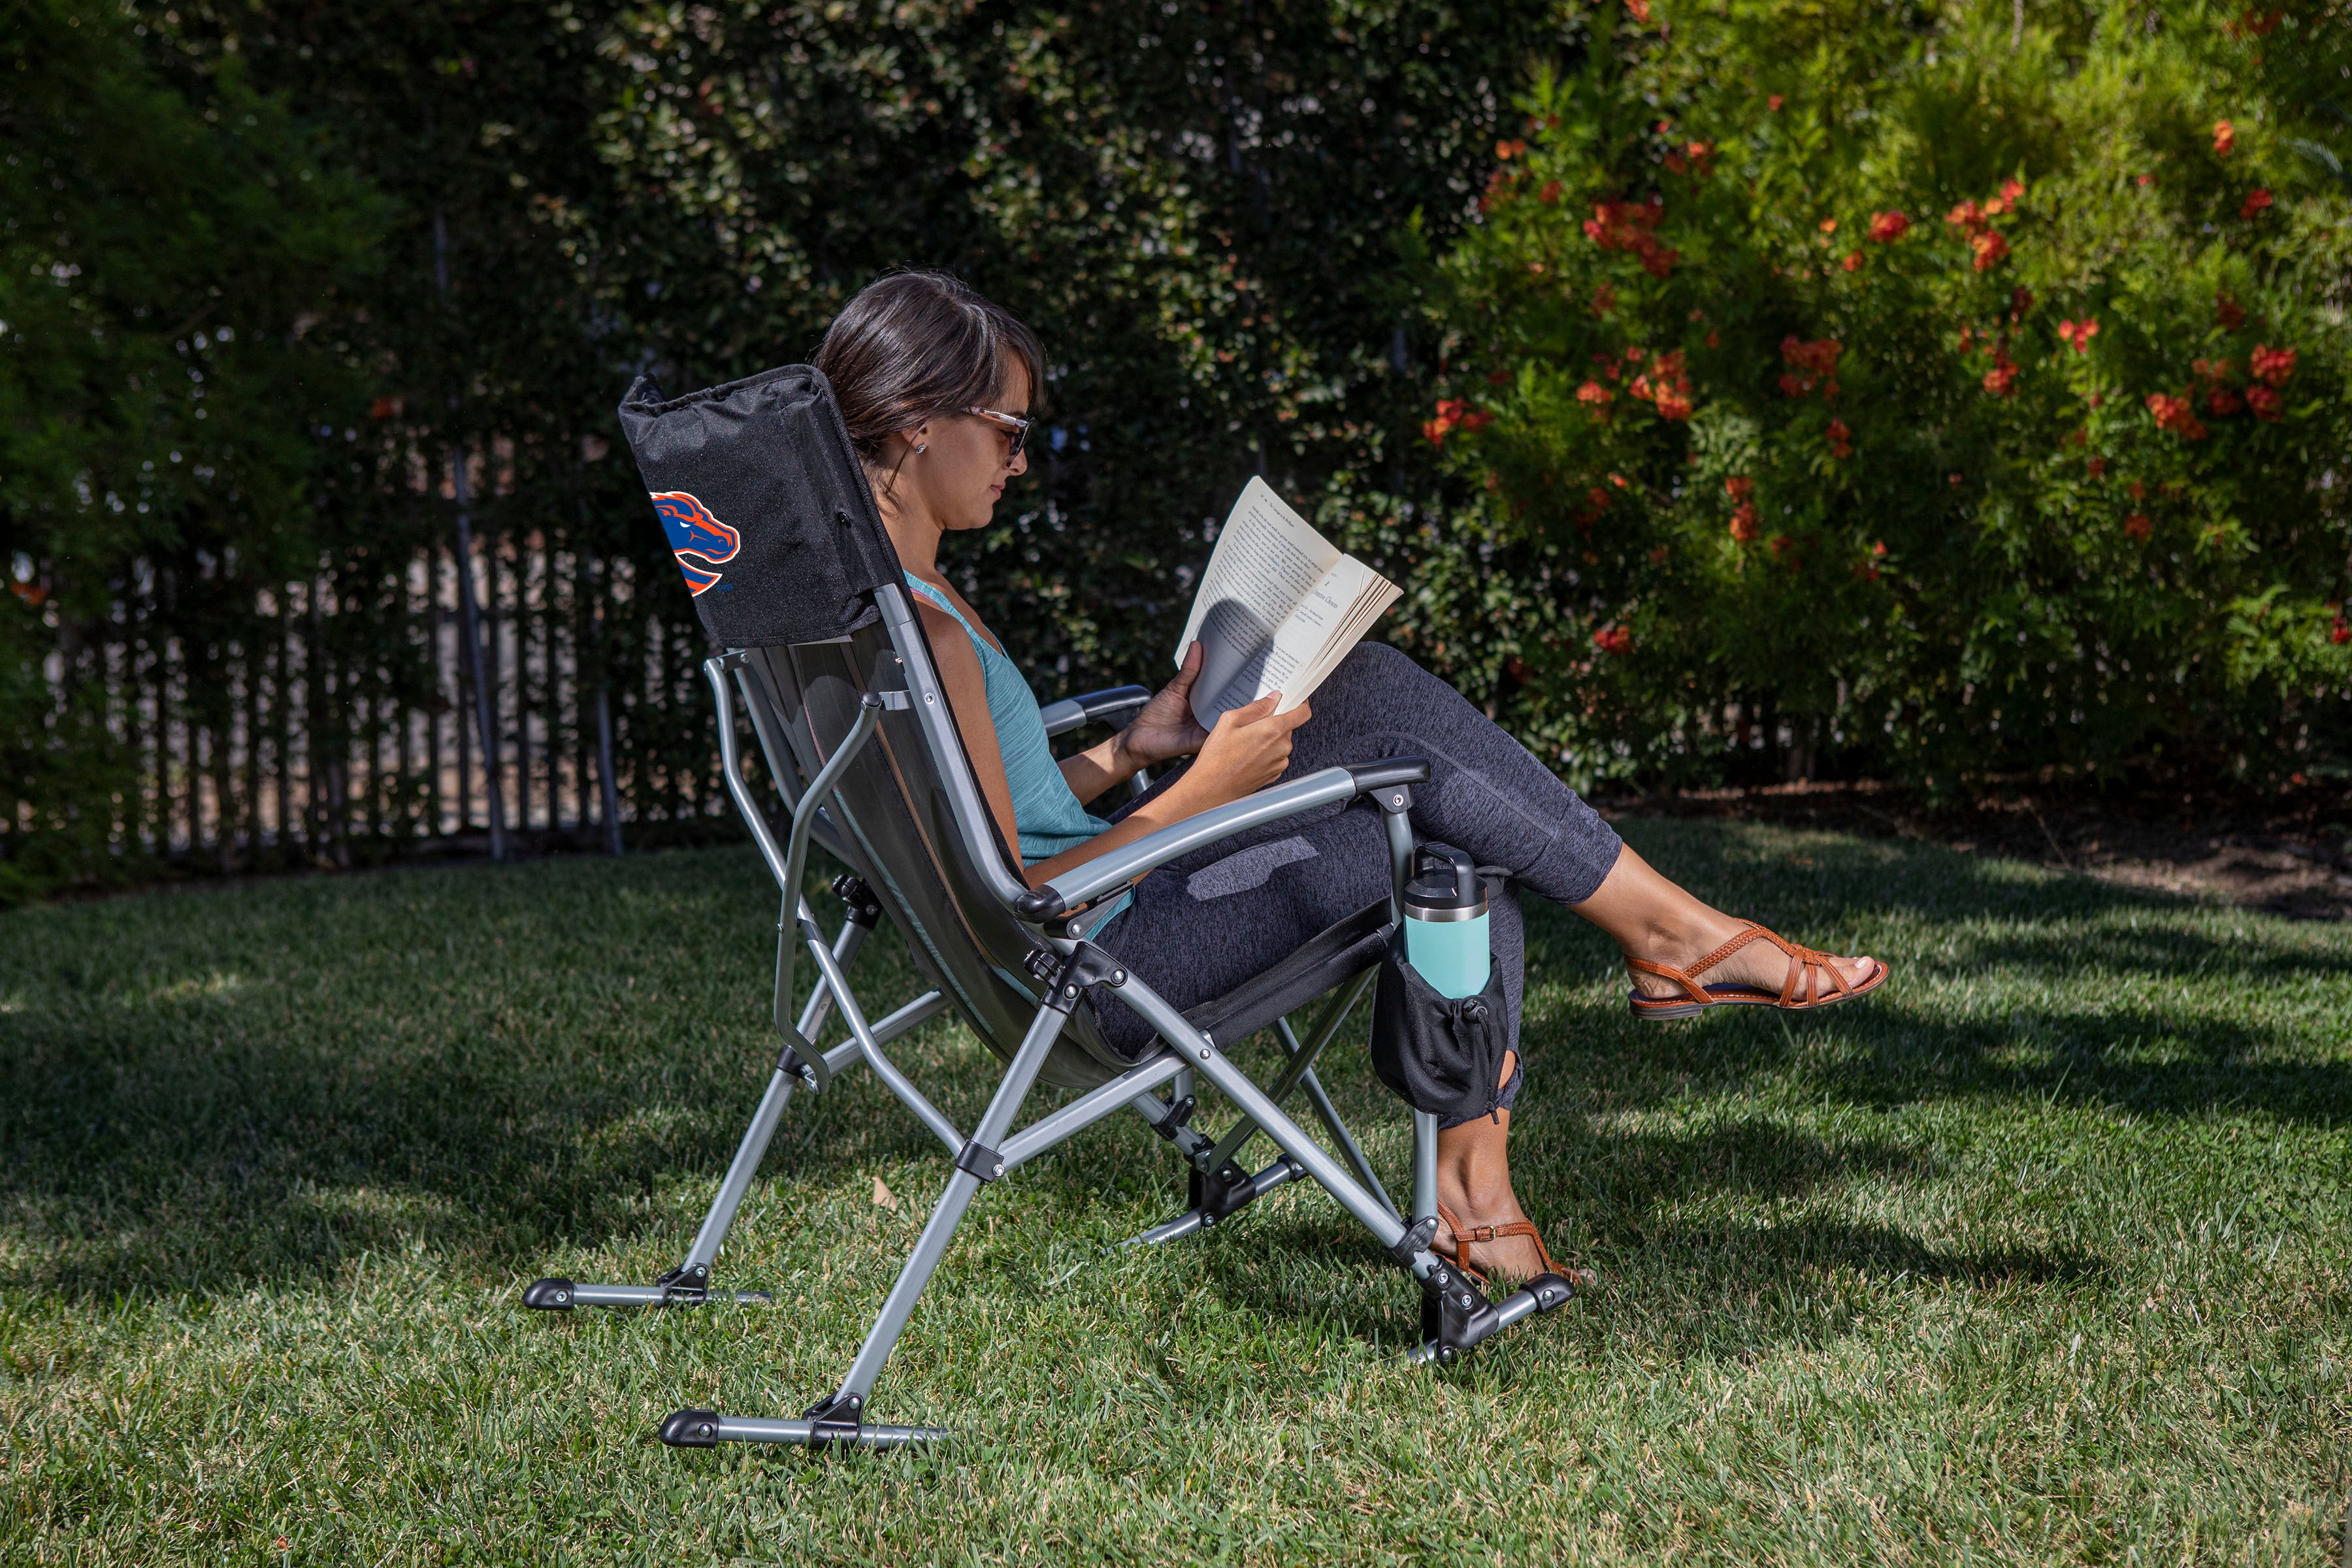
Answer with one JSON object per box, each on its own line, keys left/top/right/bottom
{"left": 964, "top": 405, "right": 1032, "bottom": 459}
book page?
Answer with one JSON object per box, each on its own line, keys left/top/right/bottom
{"left": 1285, "top": 557, "right": 1402, "bottom": 703}
{"left": 1175, "top": 478, "right": 1343, "bottom": 727}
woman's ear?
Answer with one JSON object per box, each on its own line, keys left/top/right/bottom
{"left": 911, "top": 421, "right": 930, "bottom": 455}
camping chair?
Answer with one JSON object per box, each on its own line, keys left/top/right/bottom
{"left": 525, "top": 364, "right": 1581, "bottom": 1450}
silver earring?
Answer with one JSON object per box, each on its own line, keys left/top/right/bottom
{"left": 915, "top": 442, "right": 927, "bottom": 453}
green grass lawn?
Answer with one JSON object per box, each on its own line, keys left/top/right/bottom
{"left": 3, "top": 821, "right": 2347, "bottom": 1564}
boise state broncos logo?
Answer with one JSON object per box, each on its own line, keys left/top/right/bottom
{"left": 649, "top": 491, "right": 740, "bottom": 596}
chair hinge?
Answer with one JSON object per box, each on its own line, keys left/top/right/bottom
{"left": 1151, "top": 1095, "right": 1196, "bottom": 1141}
{"left": 954, "top": 1140, "right": 1007, "bottom": 1183}
{"left": 653, "top": 1262, "right": 710, "bottom": 1305}
{"left": 777, "top": 1031, "right": 829, "bottom": 1094}
{"left": 1041, "top": 942, "right": 1128, "bottom": 1015}
{"left": 1388, "top": 1215, "right": 1439, "bottom": 1269}
{"left": 802, "top": 1390, "right": 864, "bottom": 1442}
{"left": 831, "top": 874, "right": 883, "bottom": 928}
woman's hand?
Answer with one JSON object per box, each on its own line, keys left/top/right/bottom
{"left": 1114, "top": 642, "right": 1212, "bottom": 770}
{"left": 1171, "top": 691, "right": 1313, "bottom": 811}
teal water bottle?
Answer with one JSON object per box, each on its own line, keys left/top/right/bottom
{"left": 1401, "top": 845, "right": 1490, "bottom": 999}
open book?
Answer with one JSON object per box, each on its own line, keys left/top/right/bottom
{"left": 1173, "top": 477, "right": 1402, "bottom": 730}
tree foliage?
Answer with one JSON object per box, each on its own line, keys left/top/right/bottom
{"left": 1419, "top": 0, "right": 2352, "bottom": 790}
{"left": 1, "top": 0, "right": 384, "bottom": 899}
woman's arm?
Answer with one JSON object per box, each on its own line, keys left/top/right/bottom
{"left": 926, "top": 609, "right": 1311, "bottom": 892}
{"left": 917, "top": 600, "right": 1028, "bottom": 865}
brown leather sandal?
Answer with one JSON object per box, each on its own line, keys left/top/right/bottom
{"left": 1627, "top": 921, "right": 1887, "bottom": 1021}
{"left": 1435, "top": 1201, "right": 1597, "bottom": 1290}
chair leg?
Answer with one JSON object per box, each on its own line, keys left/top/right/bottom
{"left": 1124, "top": 972, "right": 1388, "bottom": 1243}
{"left": 1114, "top": 972, "right": 1581, "bottom": 1365}
{"left": 661, "top": 972, "right": 1076, "bottom": 1447}
{"left": 523, "top": 908, "right": 948, "bottom": 1312}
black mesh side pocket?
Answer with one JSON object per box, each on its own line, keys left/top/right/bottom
{"left": 1368, "top": 933, "right": 1511, "bottom": 1122}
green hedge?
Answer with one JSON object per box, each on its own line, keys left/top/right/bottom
{"left": 6, "top": 0, "right": 2347, "bottom": 900}
{"left": 1412, "top": 0, "right": 2352, "bottom": 792}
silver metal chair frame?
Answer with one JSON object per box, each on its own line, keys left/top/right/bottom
{"left": 527, "top": 583, "right": 1578, "bottom": 1447}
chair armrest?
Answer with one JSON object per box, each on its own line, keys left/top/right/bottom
{"left": 1038, "top": 685, "right": 1152, "bottom": 738}
{"left": 1011, "top": 757, "right": 1429, "bottom": 920}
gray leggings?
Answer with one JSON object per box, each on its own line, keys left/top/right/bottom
{"left": 1090, "top": 642, "right": 1624, "bottom": 1124}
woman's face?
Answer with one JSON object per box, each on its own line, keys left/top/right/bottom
{"left": 903, "top": 360, "right": 1031, "bottom": 534}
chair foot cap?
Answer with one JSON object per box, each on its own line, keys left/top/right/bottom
{"left": 660, "top": 1409, "right": 722, "bottom": 1448}
{"left": 521, "top": 1277, "right": 576, "bottom": 1311}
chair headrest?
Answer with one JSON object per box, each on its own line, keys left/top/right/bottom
{"left": 617, "top": 364, "right": 904, "bottom": 647}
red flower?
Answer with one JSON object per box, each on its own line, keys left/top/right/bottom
{"left": 2216, "top": 294, "right": 2247, "bottom": 329}
{"left": 1423, "top": 399, "right": 1469, "bottom": 446}
{"left": 1724, "top": 475, "right": 1755, "bottom": 501}
{"left": 2000, "top": 178, "right": 2025, "bottom": 201}
{"left": 1593, "top": 624, "right": 1633, "bottom": 655}
{"left": 1624, "top": 0, "right": 1652, "bottom": 21}
{"left": 1781, "top": 336, "right": 1843, "bottom": 377}
{"left": 1970, "top": 231, "right": 2010, "bottom": 271}
{"left": 2087, "top": 457, "right": 2106, "bottom": 478}
{"left": 2125, "top": 514, "right": 2152, "bottom": 540}
{"left": 1538, "top": 178, "right": 1563, "bottom": 205}
{"left": 2333, "top": 617, "right": 2351, "bottom": 645}
{"left": 2057, "top": 318, "right": 2100, "bottom": 353}
{"left": 1584, "top": 197, "right": 1677, "bottom": 277}
{"left": 1730, "top": 502, "right": 1760, "bottom": 541}
{"left": 1461, "top": 408, "right": 1493, "bottom": 433}
{"left": 1495, "top": 139, "right": 1527, "bottom": 160}
{"left": 2136, "top": 173, "right": 2154, "bottom": 188}
{"left": 1588, "top": 486, "right": 1611, "bottom": 510}
{"left": 1576, "top": 380, "right": 1615, "bottom": 412}
{"left": 2247, "top": 385, "right": 2283, "bottom": 420}
{"left": 2146, "top": 393, "right": 2208, "bottom": 440}
{"left": 1767, "top": 94, "right": 1784, "bottom": 111}
{"left": 370, "top": 397, "right": 399, "bottom": 419}
{"left": 1946, "top": 199, "right": 1984, "bottom": 229}
{"left": 1841, "top": 250, "right": 1863, "bottom": 272}
{"left": 1827, "top": 417, "right": 1852, "bottom": 457}
{"left": 2128, "top": 480, "right": 2146, "bottom": 500}
{"left": 2242, "top": 188, "right": 2273, "bottom": 218}
{"left": 1867, "top": 210, "right": 1910, "bottom": 243}
{"left": 2213, "top": 120, "right": 2237, "bottom": 157}
{"left": 2250, "top": 344, "right": 2296, "bottom": 387}
{"left": 1983, "top": 359, "right": 2019, "bottom": 397}
{"left": 2208, "top": 385, "right": 2244, "bottom": 417}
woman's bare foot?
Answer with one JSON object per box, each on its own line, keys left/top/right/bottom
{"left": 1431, "top": 1193, "right": 1552, "bottom": 1282}
{"left": 1623, "top": 912, "right": 1880, "bottom": 1002}
{"left": 1567, "top": 843, "right": 1879, "bottom": 1004}
{"left": 1431, "top": 1062, "right": 1557, "bottom": 1282}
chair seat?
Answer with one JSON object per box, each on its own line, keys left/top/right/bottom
{"left": 1179, "top": 898, "right": 1394, "bottom": 1051}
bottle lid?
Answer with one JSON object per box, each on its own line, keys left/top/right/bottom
{"left": 1403, "top": 845, "right": 1487, "bottom": 919}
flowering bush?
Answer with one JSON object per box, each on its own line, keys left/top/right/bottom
{"left": 1411, "top": 0, "right": 2351, "bottom": 790}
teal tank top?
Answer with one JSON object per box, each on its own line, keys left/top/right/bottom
{"left": 904, "top": 576, "right": 1132, "bottom": 927}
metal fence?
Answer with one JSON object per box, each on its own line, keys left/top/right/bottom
{"left": 11, "top": 518, "right": 737, "bottom": 879}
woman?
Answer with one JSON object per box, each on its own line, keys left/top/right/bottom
{"left": 816, "top": 272, "right": 1886, "bottom": 1286}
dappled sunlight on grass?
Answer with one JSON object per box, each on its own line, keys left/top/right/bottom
{"left": 1, "top": 826, "right": 2347, "bottom": 1561}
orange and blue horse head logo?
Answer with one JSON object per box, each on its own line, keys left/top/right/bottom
{"left": 649, "top": 491, "right": 741, "bottom": 596}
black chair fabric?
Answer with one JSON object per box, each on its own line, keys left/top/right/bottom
{"left": 618, "top": 365, "right": 902, "bottom": 648}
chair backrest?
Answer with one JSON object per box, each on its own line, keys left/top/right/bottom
{"left": 619, "top": 361, "right": 1144, "bottom": 1090}
{"left": 736, "top": 591, "right": 1140, "bottom": 1092}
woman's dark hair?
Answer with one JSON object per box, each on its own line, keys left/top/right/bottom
{"left": 815, "top": 271, "right": 1043, "bottom": 466}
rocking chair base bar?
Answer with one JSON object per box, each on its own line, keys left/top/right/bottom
{"left": 523, "top": 1278, "right": 775, "bottom": 1311}
{"left": 658, "top": 1408, "right": 949, "bottom": 1449}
